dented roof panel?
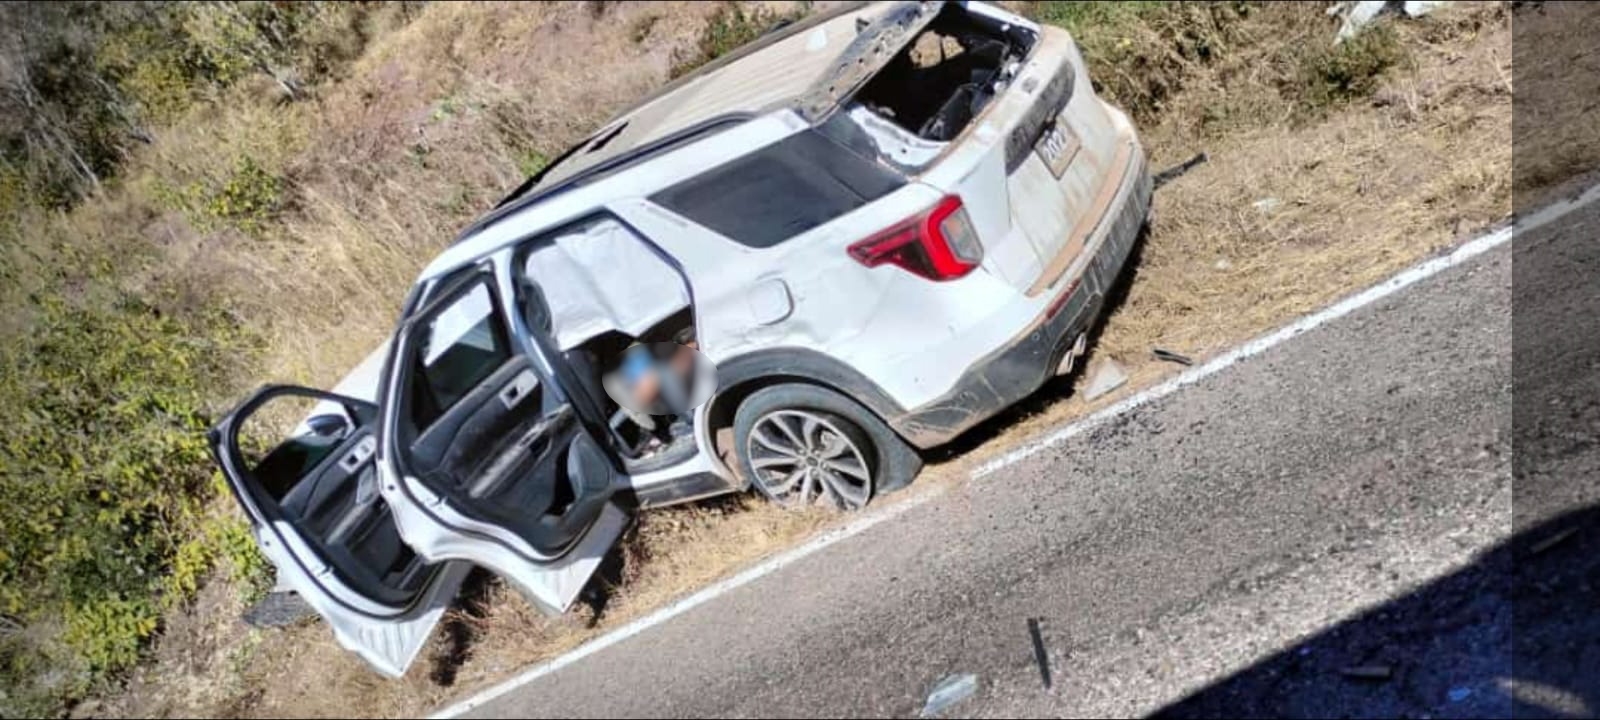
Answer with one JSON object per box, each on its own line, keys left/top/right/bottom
{"left": 536, "top": 2, "right": 913, "bottom": 189}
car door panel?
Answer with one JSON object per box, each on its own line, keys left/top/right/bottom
{"left": 210, "top": 385, "right": 468, "bottom": 677}
{"left": 380, "top": 266, "right": 631, "bottom": 616}
{"left": 407, "top": 359, "right": 540, "bottom": 491}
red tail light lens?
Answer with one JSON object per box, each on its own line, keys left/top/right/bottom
{"left": 847, "top": 196, "right": 983, "bottom": 281}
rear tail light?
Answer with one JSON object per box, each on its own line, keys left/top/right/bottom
{"left": 847, "top": 196, "right": 983, "bottom": 281}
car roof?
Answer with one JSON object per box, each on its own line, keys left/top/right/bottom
{"left": 534, "top": 1, "right": 892, "bottom": 189}
{"left": 431, "top": 1, "right": 946, "bottom": 280}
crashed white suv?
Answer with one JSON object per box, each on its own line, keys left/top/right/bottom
{"left": 209, "top": 0, "right": 1150, "bottom": 678}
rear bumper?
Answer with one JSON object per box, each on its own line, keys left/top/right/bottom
{"left": 889, "top": 152, "right": 1153, "bottom": 448}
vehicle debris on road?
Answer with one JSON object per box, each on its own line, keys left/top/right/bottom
{"left": 1152, "top": 152, "right": 1209, "bottom": 189}
{"left": 1529, "top": 526, "right": 1578, "bottom": 555}
{"left": 1027, "top": 618, "right": 1053, "bottom": 690}
{"left": 1339, "top": 664, "right": 1395, "bottom": 681}
{"left": 1152, "top": 348, "right": 1195, "bottom": 366}
{"left": 1083, "top": 358, "right": 1129, "bottom": 401}
{"left": 921, "top": 673, "right": 979, "bottom": 717}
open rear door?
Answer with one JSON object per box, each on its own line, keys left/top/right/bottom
{"left": 209, "top": 386, "right": 470, "bottom": 678}
{"left": 376, "top": 264, "right": 631, "bottom": 615}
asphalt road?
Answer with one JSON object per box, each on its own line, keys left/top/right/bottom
{"left": 458, "top": 203, "right": 1597, "bottom": 718}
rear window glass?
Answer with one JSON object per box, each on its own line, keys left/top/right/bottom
{"left": 649, "top": 130, "right": 903, "bottom": 248}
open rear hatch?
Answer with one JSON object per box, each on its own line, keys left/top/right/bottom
{"left": 813, "top": 1, "right": 1140, "bottom": 295}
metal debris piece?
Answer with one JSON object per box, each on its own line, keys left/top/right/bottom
{"left": 1403, "top": 1, "right": 1452, "bottom": 17}
{"left": 1333, "top": 1, "right": 1390, "bottom": 41}
{"left": 243, "top": 591, "right": 318, "bottom": 629}
{"left": 1083, "top": 358, "right": 1129, "bottom": 401}
{"left": 1153, "top": 152, "right": 1209, "bottom": 189}
{"left": 1340, "top": 664, "right": 1394, "bottom": 681}
{"left": 1152, "top": 348, "right": 1195, "bottom": 366}
{"left": 1530, "top": 526, "right": 1578, "bottom": 555}
{"left": 1028, "top": 618, "right": 1053, "bottom": 690}
{"left": 921, "top": 673, "right": 979, "bottom": 718}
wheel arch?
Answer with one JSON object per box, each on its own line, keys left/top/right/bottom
{"left": 703, "top": 347, "right": 910, "bottom": 482}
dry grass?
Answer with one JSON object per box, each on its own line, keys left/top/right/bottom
{"left": 101, "top": 495, "right": 835, "bottom": 719}
{"left": 91, "top": 2, "right": 1530, "bottom": 718}
{"left": 1508, "top": 1, "right": 1600, "bottom": 207}
{"left": 155, "top": 1, "right": 730, "bottom": 394}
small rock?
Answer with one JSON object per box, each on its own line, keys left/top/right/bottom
{"left": 921, "top": 674, "right": 978, "bottom": 718}
{"left": 1215, "top": 257, "right": 1233, "bottom": 271}
{"left": 1083, "top": 358, "right": 1129, "bottom": 401}
{"left": 1340, "top": 664, "right": 1393, "bottom": 680}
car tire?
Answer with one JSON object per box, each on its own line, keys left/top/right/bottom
{"left": 733, "top": 383, "right": 922, "bottom": 510}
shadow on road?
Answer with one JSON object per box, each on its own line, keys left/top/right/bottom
{"left": 1150, "top": 502, "right": 1600, "bottom": 719}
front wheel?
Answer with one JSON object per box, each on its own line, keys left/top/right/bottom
{"left": 732, "top": 384, "right": 921, "bottom": 511}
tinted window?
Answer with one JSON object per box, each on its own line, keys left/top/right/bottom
{"left": 409, "top": 282, "right": 510, "bottom": 430}
{"left": 649, "top": 130, "right": 903, "bottom": 248}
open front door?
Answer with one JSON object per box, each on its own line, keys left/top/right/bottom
{"left": 377, "top": 265, "right": 631, "bottom": 615}
{"left": 209, "top": 386, "right": 470, "bottom": 678}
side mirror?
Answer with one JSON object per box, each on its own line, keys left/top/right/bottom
{"left": 304, "top": 413, "right": 351, "bottom": 438}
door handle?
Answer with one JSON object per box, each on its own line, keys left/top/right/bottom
{"left": 339, "top": 435, "right": 376, "bottom": 472}
{"left": 499, "top": 369, "right": 539, "bottom": 409}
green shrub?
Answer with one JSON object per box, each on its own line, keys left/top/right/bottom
{"left": 0, "top": 282, "right": 260, "bottom": 713}
{"left": 211, "top": 156, "right": 285, "bottom": 233}
{"left": 517, "top": 150, "right": 550, "bottom": 178}
{"left": 1027, "top": 1, "right": 1250, "bottom": 125}
{"left": 155, "top": 154, "right": 285, "bottom": 235}
{"left": 1294, "top": 23, "right": 1407, "bottom": 112}
{"left": 62, "top": 597, "right": 160, "bottom": 673}
{"left": 1030, "top": 0, "right": 1171, "bottom": 33}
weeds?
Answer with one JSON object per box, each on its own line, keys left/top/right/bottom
{"left": 1295, "top": 24, "right": 1408, "bottom": 113}
{"left": 1027, "top": 1, "right": 1252, "bottom": 125}
{"left": 155, "top": 155, "right": 286, "bottom": 236}
{"left": 0, "top": 282, "right": 260, "bottom": 714}
{"left": 1028, "top": 2, "right": 1410, "bottom": 133}
{"left": 630, "top": 14, "right": 661, "bottom": 45}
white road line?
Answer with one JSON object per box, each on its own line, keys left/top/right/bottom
{"left": 974, "top": 223, "right": 1512, "bottom": 477}
{"left": 432, "top": 182, "right": 1600, "bottom": 719}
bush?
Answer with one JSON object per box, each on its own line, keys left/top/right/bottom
{"left": 1028, "top": 1, "right": 1250, "bottom": 125}
{"left": 0, "top": 282, "right": 261, "bottom": 713}
{"left": 1028, "top": 1, "right": 1412, "bottom": 133}
{"left": 155, "top": 154, "right": 286, "bottom": 235}
{"left": 1295, "top": 23, "right": 1407, "bottom": 112}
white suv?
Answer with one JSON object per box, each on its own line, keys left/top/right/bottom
{"left": 209, "top": 0, "right": 1150, "bottom": 677}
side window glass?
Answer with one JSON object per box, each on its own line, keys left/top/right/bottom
{"left": 648, "top": 130, "right": 904, "bottom": 248}
{"left": 409, "top": 281, "right": 510, "bottom": 430}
